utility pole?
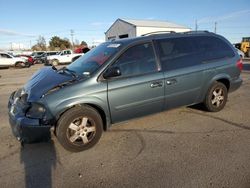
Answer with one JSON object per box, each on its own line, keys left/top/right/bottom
{"left": 195, "top": 19, "right": 198, "bottom": 31}
{"left": 214, "top": 22, "right": 217, "bottom": 34}
{"left": 70, "top": 29, "right": 74, "bottom": 50}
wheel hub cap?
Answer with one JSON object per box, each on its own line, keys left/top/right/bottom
{"left": 211, "top": 89, "right": 224, "bottom": 107}
{"left": 67, "top": 117, "right": 96, "bottom": 144}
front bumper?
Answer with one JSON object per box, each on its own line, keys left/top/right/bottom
{"left": 9, "top": 113, "right": 51, "bottom": 143}
{"left": 8, "top": 91, "right": 51, "bottom": 143}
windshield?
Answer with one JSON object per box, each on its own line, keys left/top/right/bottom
{"left": 67, "top": 42, "right": 121, "bottom": 76}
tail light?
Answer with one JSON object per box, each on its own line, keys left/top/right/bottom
{"left": 28, "top": 57, "right": 32, "bottom": 63}
{"left": 236, "top": 59, "right": 243, "bottom": 72}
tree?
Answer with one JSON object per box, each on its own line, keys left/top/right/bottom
{"left": 49, "top": 36, "right": 71, "bottom": 50}
{"left": 31, "top": 36, "right": 46, "bottom": 51}
{"left": 81, "top": 41, "right": 88, "bottom": 47}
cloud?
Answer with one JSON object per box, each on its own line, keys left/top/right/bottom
{"left": 145, "top": 17, "right": 156, "bottom": 20}
{"left": 198, "top": 9, "right": 250, "bottom": 24}
{"left": 0, "top": 29, "right": 35, "bottom": 37}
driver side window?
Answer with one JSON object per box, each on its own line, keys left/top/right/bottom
{"left": 112, "top": 42, "right": 157, "bottom": 77}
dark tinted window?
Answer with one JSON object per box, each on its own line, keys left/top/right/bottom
{"left": 0, "top": 53, "right": 12, "bottom": 58}
{"left": 157, "top": 37, "right": 199, "bottom": 71}
{"left": 194, "top": 36, "right": 234, "bottom": 61}
{"left": 157, "top": 36, "right": 234, "bottom": 71}
{"left": 112, "top": 43, "right": 157, "bottom": 77}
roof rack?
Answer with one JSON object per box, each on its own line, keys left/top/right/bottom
{"left": 183, "top": 30, "right": 210, "bottom": 34}
{"left": 141, "top": 31, "right": 176, "bottom": 36}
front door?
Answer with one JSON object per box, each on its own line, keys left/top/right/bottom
{"left": 61, "top": 50, "right": 72, "bottom": 63}
{"left": 0, "top": 53, "right": 13, "bottom": 66}
{"left": 106, "top": 42, "right": 165, "bottom": 123}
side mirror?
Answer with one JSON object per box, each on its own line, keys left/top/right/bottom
{"left": 103, "top": 67, "right": 121, "bottom": 79}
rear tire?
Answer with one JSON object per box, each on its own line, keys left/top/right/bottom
{"left": 204, "top": 81, "right": 228, "bottom": 112}
{"left": 15, "top": 61, "right": 25, "bottom": 68}
{"left": 25, "top": 62, "right": 31, "bottom": 68}
{"left": 56, "top": 106, "right": 103, "bottom": 152}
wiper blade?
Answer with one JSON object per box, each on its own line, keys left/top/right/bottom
{"left": 58, "top": 67, "right": 78, "bottom": 78}
{"left": 52, "top": 65, "right": 57, "bottom": 70}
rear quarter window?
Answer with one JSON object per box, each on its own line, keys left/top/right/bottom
{"left": 157, "top": 35, "right": 235, "bottom": 72}
{"left": 194, "top": 36, "right": 235, "bottom": 62}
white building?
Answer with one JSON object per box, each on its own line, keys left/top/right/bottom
{"left": 105, "top": 18, "right": 191, "bottom": 41}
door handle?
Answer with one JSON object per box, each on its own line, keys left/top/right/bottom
{"left": 166, "top": 79, "right": 177, "bottom": 85}
{"left": 150, "top": 81, "right": 163, "bottom": 88}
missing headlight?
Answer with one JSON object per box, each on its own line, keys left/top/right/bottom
{"left": 26, "top": 103, "right": 46, "bottom": 119}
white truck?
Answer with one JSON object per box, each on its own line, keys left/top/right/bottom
{"left": 46, "top": 49, "right": 83, "bottom": 66}
{"left": 0, "top": 52, "right": 29, "bottom": 68}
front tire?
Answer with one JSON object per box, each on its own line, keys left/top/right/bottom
{"left": 204, "top": 81, "right": 228, "bottom": 112}
{"left": 56, "top": 106, "right": 103, "bottom": 152}
{"left": 52, "top": 59, "right": 59, "bottom": 66}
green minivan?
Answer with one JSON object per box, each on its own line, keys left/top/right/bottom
{"left": 8, "top": 31, "right": 242, "bottom": 152}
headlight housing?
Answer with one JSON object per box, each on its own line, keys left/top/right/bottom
{"left": 26, "top": 103, "right": 46, "bottom": 119}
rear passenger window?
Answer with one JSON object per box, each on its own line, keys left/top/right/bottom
{"left": 157, "top": 37, "right": 199, "bottom": 71}
{"left": 112, "top": 43, "right": 157, "bottom": 77}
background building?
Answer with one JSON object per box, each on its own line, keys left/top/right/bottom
{"left": 105, "top": 18, "right": 191, "bottom": 41}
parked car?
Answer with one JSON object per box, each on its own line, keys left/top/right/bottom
{"left": 30, "top": 51, "right": 45, "bottom": 58}
{"left": 34, "top": 51, "right": 59, "bottom": 64}
{"left": 16, "top": 55, "right": 34, "bottom": 66}
{"left": 0, "top": 52, "right": 30, "bottom": 68}
{"left": 46, "top": 49, "right": 83, "bottom": 66}
{"left": 8, "top": 31, "right": 242, "bottom": 152}
{"left": 74, "top": 47, "right": 90, "bottom": 54}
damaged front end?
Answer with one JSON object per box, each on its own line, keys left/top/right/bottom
{"left": 8, "top": 89, "right": 53, "bottom": 143}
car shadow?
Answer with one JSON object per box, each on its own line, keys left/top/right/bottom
{"left": 20, "top": 139, "right": 56, "bottom": 188}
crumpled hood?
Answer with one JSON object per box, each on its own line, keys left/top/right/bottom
{"left": 24, "top": 67, "right": 74, "bottom": 101}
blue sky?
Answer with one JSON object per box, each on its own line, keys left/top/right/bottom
{"left": 0, "top": 0, "right": 249, "bottom": 49}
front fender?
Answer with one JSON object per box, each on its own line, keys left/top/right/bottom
{"left": 54, "top": 96, "right": 111, "bottom": 128}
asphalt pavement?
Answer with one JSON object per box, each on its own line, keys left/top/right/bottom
{"left": 0, "top": 63, "right": 250, "bottom": 188}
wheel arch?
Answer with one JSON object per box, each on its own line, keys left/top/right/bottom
{"left": 55, "top": 103, "right": 109, "bottom": 133}
{"left": 52, "top": 58, "right": 59, "bottom": 62}
{"left": 15, "top": 61, "right": 24, "bottom": 66}
{"left": 208, "top": 74, "right": 231, "bottom": 91}
{"left": 199, "top": 74, "right": 231, "bottom": 102}
{"left": 216, "top": 78, "right": 230, "bottom": 91}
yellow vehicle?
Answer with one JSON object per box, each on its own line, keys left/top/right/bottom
{"left": 241, "top": 37, "right": 250, "bottom": 57}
